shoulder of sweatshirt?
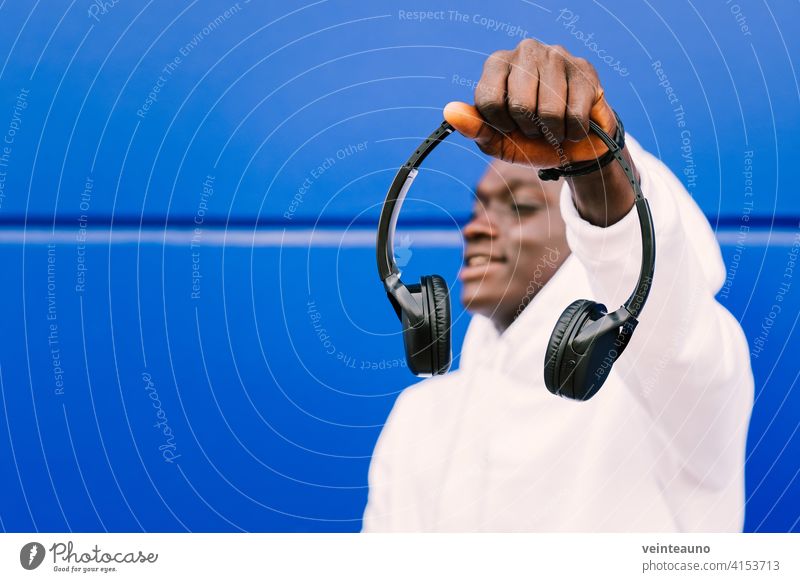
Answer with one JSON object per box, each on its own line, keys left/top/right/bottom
{"left": 385, "top": 371, "right": 466, "bottom": 432}
{"left": 561, "top": 134, "right": 726, "bottom": 294}
{"left": 625, "top": 134, "right": 726, "bottom": 293}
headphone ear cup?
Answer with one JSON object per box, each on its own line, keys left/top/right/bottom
{"left": 400, "top": 283, "right": 429, "bottom": 376}
{"left": 423, "top": 274, "right": 451, "bottom": 375}
{"left": 544, "top": 299, "right": 606, "bottom": 399}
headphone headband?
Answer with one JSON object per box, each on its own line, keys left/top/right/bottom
{"left": 376, "top": 121, "right": 454, "bottom": 282}
{"left": 584, "top": 116, "right": 655, "bottom": 319}
{"left": 376, "top": 116, "right": 654, "bottom": 317}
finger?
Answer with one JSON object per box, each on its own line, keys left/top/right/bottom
{"left": 535, "top": 57, "right": 568, "bottom": 144}
{"left": 474, "top": 51, "right": 515, "bottom": 133}
{"left": 590, "top": 88, "right": 617, "bottom": 135}
{"left": 506, "top": 53, "right": 541, "bottom": 138}
{"left": 443, "top": 101, "right": 504, "bottom": 156}
{"left": 564, "top": 64, "right": 594, "bottom": 142}
{"left": 562, "top": 95, "right": 618, "bottom": 162}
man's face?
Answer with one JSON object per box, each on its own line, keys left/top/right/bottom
{"left": 460, "top": 159, "right": 570, "bottom": 331}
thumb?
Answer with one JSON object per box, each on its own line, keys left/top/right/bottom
{"left": 443, "top": 101, "right": 500, "bottom": 152}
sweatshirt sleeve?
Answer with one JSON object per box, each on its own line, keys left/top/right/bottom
{"left": 558, "top": 135, "right": 754, "bottom": 491}
{"left": 361, "top": 389, "right": 420, "bottom": 532}
{"left": 361, "top": 408, "right": 400, "bottom": 532}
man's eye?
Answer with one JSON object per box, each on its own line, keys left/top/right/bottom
{"left": 512, "top": 203, "right": 541, "bottom": 215}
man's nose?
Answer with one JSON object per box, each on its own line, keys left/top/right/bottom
{"left": 463, "top": 206, "right": 497, "bottom": 240}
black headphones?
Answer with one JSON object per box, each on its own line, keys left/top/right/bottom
{"left": 376, "top": 121, "right": 455, "bottom": 376}
{"left": 377, "top": 114, "right": 655, "bottom": 400}
{"left": 541, "top": 114, "right": 655, "bottom": 401}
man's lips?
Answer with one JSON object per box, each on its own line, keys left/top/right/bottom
{"left": 459, "top": 253, "right": 506, "bottom": 281}
{"left": 463, "top": 251, "right": 506, "bottom": 267}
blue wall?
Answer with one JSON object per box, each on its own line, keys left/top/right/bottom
{"left": 0, "top": 0, "right": 797, "bottom": 532}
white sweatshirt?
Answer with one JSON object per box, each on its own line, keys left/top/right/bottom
{"left": 362, "top": 135, "right": 754, "bottom": 532}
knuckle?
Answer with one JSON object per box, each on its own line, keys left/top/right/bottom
{"left": 576, "top": 58, "right": 598, "bottom": 77}
{"left": 565, "top": 111, "right": 589, "bottom": 135}
{"left": 517, "top": 38, "right": 541, "bottom": 53}
{"left": 475, "top": 83, "right": 497, "bottom": 105}
{"left": 537, "top": 108, "right": 562, "bottom": 125}
{"left": 565, "top": 110, "right": 587, "bottom": 127}
{"left": 474, "top": 83, "right": 502, "bottom": 104}
{"left": 573, "top": 56, "right": 590, "bottom": 68}
{"left": 476, "top": 88, "right": 504, "bottom": 108}
{"left": 537, "top": 110, "right": 565, "bottom": 139}
{"left": 507, "top": 100, "right": 532, "bottom": 120}
{"left": 477, "top": 98, "right": 507, "bottom": 121}
{"left": 570, "top": 57, "right": 592, "bottom": 74}
{"left": 486, "top": 50, "right": 512, "bottom": 65}
{"left": 516, "top": 40, "right": 545, "bottom": 68}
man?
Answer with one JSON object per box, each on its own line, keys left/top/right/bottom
{"left": 362, "top": 40, "right": 754, "bottom": 532}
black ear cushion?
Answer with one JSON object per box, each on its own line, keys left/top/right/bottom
{"left": 426, "top": 275, "right": 451, "bottom": 375}
{"left": 544, "top": 299, "right": 595, "bottom": 394}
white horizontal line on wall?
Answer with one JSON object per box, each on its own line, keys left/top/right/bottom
{"left": 0, "top": 227, "right": 463, "bottom": 247}
{"left": 0, "top": 227, "right": 795, "bottom": 247}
